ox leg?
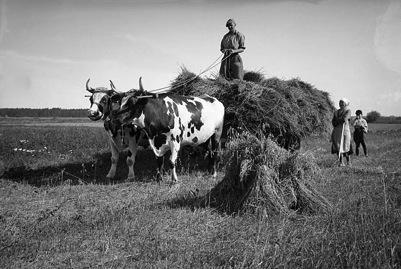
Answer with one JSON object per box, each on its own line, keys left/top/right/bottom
{"left": 170, "top": 143, "right": 180, "bottom": 182}
{"left": 156, "top": 156, "right": 164, "bottom": 182}
{"left": 106, "top": 136, "right": 119, "bottom": 179}
{"left": 126, "top": 135, "right": 138, "bottom": 181}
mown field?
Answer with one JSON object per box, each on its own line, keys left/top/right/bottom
{"left": 0, "top": 118, "right": 400, "bottom": 268}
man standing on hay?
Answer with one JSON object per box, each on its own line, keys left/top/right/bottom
{"left": 331, "top": 98, "right": 353, "bottom": 166}
{"left": 219, "top": 18, "right": 246, "bottom": 80}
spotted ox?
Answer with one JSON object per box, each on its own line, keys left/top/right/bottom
{"left": 86, "top": 79, "right": 146, "bottom": 180}
{"left": 114, "top": 78, "right": 225, "bottom": 182}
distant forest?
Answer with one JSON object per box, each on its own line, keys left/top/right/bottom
{"left": 0, "top": 108, "right": 87, "bottom": 118}
{"left": 1, "top": 108, "right": 400, "bottom": 124}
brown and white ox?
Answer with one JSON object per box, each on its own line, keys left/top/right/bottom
{"left": 114, "top": 78, "right": 225, "bottom": 182}
{"left": 86, "top": 79, "right": 145, "bottom": 180}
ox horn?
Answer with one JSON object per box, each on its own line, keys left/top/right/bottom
{"left": 109, "top": 80, "right": 116, "bottom": 91}
{"left": 139, "top": 77, "right": 144, "bottom": 91}
{"left": 86, "top": 78, "right": 95, "bottom": 93}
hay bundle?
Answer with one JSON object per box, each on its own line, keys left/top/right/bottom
{"left": 262, "top": 77, "right": 334, "bottom": 137}
{"left": 169, "top": 68, "right": 335, "bottom": 150}
{"left": 243, "top": 70, "right": 265, "bottom": 83}
{"left": 198, "top": 133, "right": 331, "bottom": 215}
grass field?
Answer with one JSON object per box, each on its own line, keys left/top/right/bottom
{"left": 0, "top": 118, "right": 400, "bottom": 268}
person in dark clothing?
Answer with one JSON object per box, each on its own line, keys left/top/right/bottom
{"left": 219, "top": 18, "right": 246, "bottom": 80}
{"left": 353, "top": 109, "right": 368, "bottom": 156}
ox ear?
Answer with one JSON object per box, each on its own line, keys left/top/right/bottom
{"left": 109, "top": 80, "right": 116, "bottom": 91}
{"left": 86, "top": 78, "right": 95, "bottom": 93}
{"left": 139, "top": 77, "right": 144, "bottom": 91}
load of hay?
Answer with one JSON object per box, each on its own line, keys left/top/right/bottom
{"left": 197, "top": 132, "right": 331, "bottom": 215}
{"left": 168, "top": 68, "right": 333, "bottom": 214}
{"left": 170, "top": 68, "right": 335, "bottom": 150}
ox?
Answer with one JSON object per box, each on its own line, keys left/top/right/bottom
{"left": 114, "top": 78, "right": 225, "bottom": 182}
{"left": 86, "top": 79, "right": 146, "bottom": 180}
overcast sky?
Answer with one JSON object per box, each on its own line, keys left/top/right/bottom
{"left": 0, "top": 0, "right": 400, "bottom": 116}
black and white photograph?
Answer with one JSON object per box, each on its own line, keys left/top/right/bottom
{"left": 0, "top": 0, "right": 400, "bottom": 267}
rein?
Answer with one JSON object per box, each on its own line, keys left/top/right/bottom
{"left": 149, "top": 53, "right": 232, "bottom": 94}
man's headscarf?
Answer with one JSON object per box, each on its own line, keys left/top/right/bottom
{"left": 340, "top": 98, "right": 350, "bottom": 106}
{"left": 226, "top": 18, "right": 236, "bottom": 27}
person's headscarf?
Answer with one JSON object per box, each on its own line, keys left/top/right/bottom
{"left": 340, "top": 98, "right": 350, "bottom": 107}
{"left": 226, "top": 18, "right": 236, "bottom": 27}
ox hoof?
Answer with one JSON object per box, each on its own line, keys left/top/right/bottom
{"left": 168, "top": 180, "right": 180, "bottom": 189}
{"left": 156, "top": 174, "right": 163, "bottom": 183}
{"left": 106, "top": 173, "right": 116, "bottom": 179}
{"left": 126, "top": 177, "right": 135, "bottom": 182}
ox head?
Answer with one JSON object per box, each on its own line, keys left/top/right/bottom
{"left": 86, "top": 78, "right": 119, "bottom": 121}
{"left": 111, "top": 77, "right": 155, "bottom": 125}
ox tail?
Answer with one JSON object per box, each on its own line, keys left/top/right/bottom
{"left": 207, "top": 118, "right": 224, "bottom": 172}
{"left": 217, "top": 107, "right": 226, "bottom": 148}
{"left": 215, "top": 120, "right": 223, "bottom": 150}
{"left": 205, "top": 133, "right": 221, "bottom": 176}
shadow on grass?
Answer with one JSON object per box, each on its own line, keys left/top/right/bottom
{"left": 164, "top": 192, "right": 212, "bottom": 211}
{"left": 2, "top": 147, "right": 213, "bottom": 187}
{"left": 163, "top": 190, "right": 238, "bottom": 215}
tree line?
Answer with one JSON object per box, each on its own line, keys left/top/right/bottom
{"left": 1, "top": 108, "right": 400, "bottom": 124}
{"left": 0, "top": 108, "right": 87, "bottom": 118}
